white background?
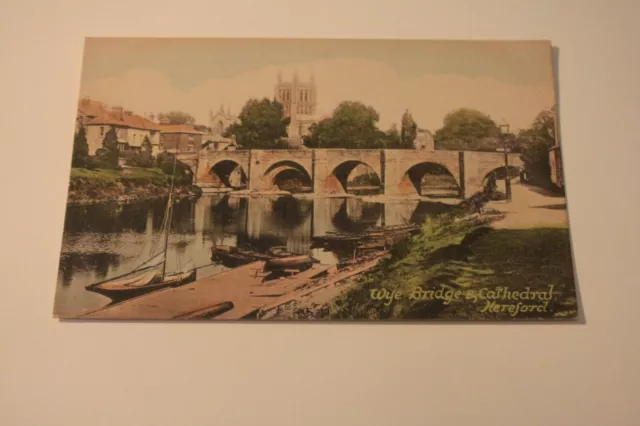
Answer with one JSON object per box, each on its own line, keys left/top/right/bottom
{"left": 1, "top": 1, "right": 639, "bottom": 425}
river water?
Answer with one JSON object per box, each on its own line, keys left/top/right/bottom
{"left": 54, "top": 194, "right": 454, "bottom": 317}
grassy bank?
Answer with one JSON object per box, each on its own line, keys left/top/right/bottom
{"left": 329, "top": 213, "right": 577, "bottom": 320}
{"left": 68, "top": 168, "right": 201, "bottom": 204}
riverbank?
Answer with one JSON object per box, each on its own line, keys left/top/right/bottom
{"left": 67, "top": 168, "right": 202, "bottom": 205}
{"left": 270, "top": 184, "right": 577, "bottom": 321}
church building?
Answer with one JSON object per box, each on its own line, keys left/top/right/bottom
{"left": 274, "top": 72, "right": 317, "bottom": 147}
{"left": 202, "top": 105, "right": 239, "bottom": 151}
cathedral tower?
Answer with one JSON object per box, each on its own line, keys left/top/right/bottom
{"left": 274, "top": 71, "right": 317, "bottom": 146}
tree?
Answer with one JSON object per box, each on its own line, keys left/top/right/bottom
{"left": 72, "top": 126, "right": 89, "bottom": 168}
{"left": 434, "top": 108, "right": 500, "bottom": 150}
{"left": 519, "top": 106, "right": 557, "bottom": 186}
{"left": 157, "top": 111, "right": 196, "bottom": 125}
{"left": 400, "top": 110, "right": 417, "bottom": 148}
{"left": 97, "top": 128, "right": 120, "bottom": 169}
{"left": 156, "top": 152, "right": 193, "bottom": 185}
{"left": 225, "top": 98, "right": 290, "bottom": 149}
{"left": 138, "top": 136, "right": 154, "bottom": 167}
{"left": 384, "top": 124, "right": 402, "bottom": 148}
{"left": 303, "top": 101, "right": 387, "bottom": 149}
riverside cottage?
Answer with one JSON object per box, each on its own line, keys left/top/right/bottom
{"left": 77, "top": 98, "right": 162, "bottom": 155}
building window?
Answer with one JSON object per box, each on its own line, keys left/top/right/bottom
{"left": 100, "top": 126, "right": 104, "bottom": 137}
{"left": 214, "top": 142, "right": 219, "bottom": 150}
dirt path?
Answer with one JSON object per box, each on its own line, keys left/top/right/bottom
{"left": 485, "top": 182, "right": 569, "bottom": 229}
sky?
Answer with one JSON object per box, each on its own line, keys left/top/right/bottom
{"left": 78, "top": 38, "right": 556, "bottom": 132}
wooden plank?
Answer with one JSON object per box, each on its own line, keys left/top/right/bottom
{"left": 258, "top": 255, "right": 384, "bottom": 315}
{"left": 80, "top": 262, "right": 266, "bottom": 320}
{"left": 213, "top": 264, "right": 334, "bottom": 320}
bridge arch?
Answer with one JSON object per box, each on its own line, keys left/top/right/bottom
{"left": 208, "top": 159, "right": 247, "bottom": 188}
{"left": 482, "top": 165, "right": 521, "bottom": 193}
{"left": 328, "top": 160, "right": 382, "bottom": 195}
{"left": 263, "top": 160, "right": 313, "bottom": 193}
{"left": 398, "top": 161, "right": 461, "bottom": 197}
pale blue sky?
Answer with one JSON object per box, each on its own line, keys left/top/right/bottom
{"left": 79, "top": 38, "right": 555, "bottom": 131}
{"left": 82, "top": 38, "right": 553, "bottom": 91}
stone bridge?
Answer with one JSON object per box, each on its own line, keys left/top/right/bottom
{"left": 180, "top": 149, "right": 523, "bottom": 198}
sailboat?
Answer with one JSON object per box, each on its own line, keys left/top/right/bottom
{"left": 85, "top": 154, "right": 197, "bottom": 303}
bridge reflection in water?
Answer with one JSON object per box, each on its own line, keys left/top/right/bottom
{"left": 194, "top": 194, "right": 450, "bottom": 253}
{"left": 55, "top": 194, "right": 454, "bottom": 318}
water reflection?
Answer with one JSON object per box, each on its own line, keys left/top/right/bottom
{"left": 54, "top": 194, "right": 454, "bottom": 317}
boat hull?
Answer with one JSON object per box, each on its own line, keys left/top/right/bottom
{"left": 86, "top": 270, "right": 197, "bottom": 303}
{"left": 264, "top": 255, "right": 317, "bottom": 272}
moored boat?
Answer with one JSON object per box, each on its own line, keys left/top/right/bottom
{"left": 86, "top": 269, "right": 196, "bottom": 303}
{"left": 263, "top": 255, "right": 317, "bottom": 273}
{"left": 85, "top": 154, "right": 196, "bottom": 303}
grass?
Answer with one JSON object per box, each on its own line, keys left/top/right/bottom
{"left": 330, "top": 214, "right": 577, "bottom": 320}
{"left": 69, "top": 168, "right": 171, "bottom": 190}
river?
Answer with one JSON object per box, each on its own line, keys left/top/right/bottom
{"left": 54, "top": 194, "right": 455, "bottom": 318}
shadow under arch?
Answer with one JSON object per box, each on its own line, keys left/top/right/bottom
{"left": 330, "top": 160, "right": 382, "bottom": 194}
{"left": 401, "top": 162, "right": 460, "bottom": 197}
{"left": 209, "top": 160, "right": 247, "bottom": 188}
{"left": 483, "top": 165, "right": 521, "bottom": 182}
{"left": 264, "top": 160, "right": 313, "bottom": 193}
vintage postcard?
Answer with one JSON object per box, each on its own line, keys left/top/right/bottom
{"left": 54, "top": 38, "right": 577, "bottom": 321}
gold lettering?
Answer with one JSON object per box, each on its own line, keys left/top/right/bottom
{"left": 409, "top": 287, "right": 423, "bottom": 300}
{"left": 480, "top": 301, "right": 494, "bottom": 313}
{"left": 543, "top": 285, "right": 554, "bottom": 301}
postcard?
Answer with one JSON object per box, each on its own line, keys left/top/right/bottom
{"left": 54, "top": 38, "right": 577, "bottom": 320}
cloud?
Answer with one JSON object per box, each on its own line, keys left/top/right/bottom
{"left": 80, "top": 57, "right": 554, "bottom": 131}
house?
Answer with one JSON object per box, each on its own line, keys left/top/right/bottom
{"left": 414, "top": 129, "right": 435, "bottom": 151}
{"left": 158, "top": 124, "right": 204, "bottom": 153}
{"left": 76, "top": 97, "right": 108, "bottom": 133}
{"left": 78, "top": 98, "right": 161, "bottom": 155}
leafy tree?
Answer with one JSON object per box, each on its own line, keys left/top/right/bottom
{"left": 156, "top": 152, "right": 193, "bottom": 185}
{"left": 519, "top": 106, "right": 557, "bottom": 186}
{"left": 434, "top": 108, "right": 500, "bottom": 150}
{"left": 400, "top": 110, "right": 418, "bottom": 148}
{"left": 225, "top": 98, "right": 290, "bottom": 149}
{"left": 157, "top": 111, "right": 196, "bottom": 125}
{"left": 384, "top": 124, "right": 402, "bottom": 148}
{"left": 304, "top": 101, "right": 388, "bottom": 149}
{"left": 72, "top": 126, "right": 89, "bottom": 168}
{"left": 97, "top": 128, "right": 120, "bottom": 169}
{"left": 138, "top": 136, "right": 154, "bottom": 167}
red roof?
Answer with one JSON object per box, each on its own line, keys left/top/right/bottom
{"left": 84, "top": 109, "right": 160, "bottom": 131}
{"left": 79, "top": 98, "right": 160, "bottom": 131}
{"left": 157, "top": 124, "right": 203, "bottom": 135}
{"left": 78, "top": 98, "right": 108, "bottom": 118}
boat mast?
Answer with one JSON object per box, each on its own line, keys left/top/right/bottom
{"left": 160, "top": 152, "right": 178, "bottom": 281}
